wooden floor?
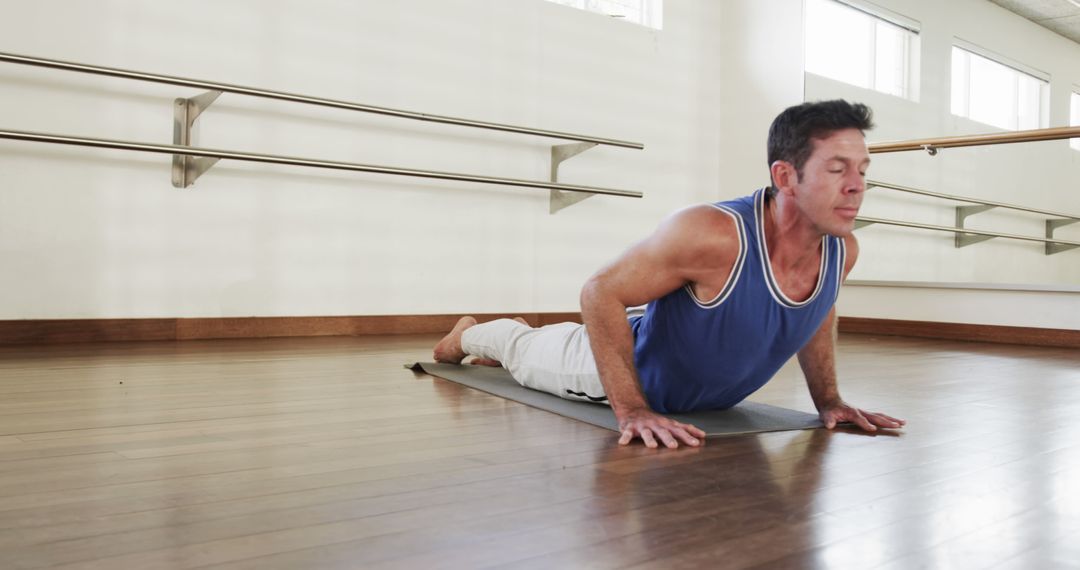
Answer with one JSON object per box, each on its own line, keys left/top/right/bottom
{"left": 0, "top": 333, "right": 1078, "bottom": 569}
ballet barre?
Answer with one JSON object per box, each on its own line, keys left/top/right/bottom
{"left": 0, "top": 51, "right": 644, "bottom": 212}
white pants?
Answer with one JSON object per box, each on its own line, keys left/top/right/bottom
{"left": 460, "top": 319, "right": 609, "bottom": 404}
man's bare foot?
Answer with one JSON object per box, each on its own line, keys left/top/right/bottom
{"left": 433, "top": 316, "right": 477, "bottom": 364}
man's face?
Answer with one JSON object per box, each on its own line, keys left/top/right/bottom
{"left": 792, "top": 128, "right": 870, "bottom": 237}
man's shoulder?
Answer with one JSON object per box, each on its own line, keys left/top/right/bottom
{"left": 661, "top": 204, "right": 744, "bottom": 266}
{"left": 668, "top": 203, "right": 743, "bottom": 239}
{"left": 841, "top": 232, "right": 859, "bottom": 277}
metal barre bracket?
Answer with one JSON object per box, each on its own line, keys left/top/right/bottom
{"left": 549, "top": 142, "right": 598, "bottom": 214}
{"left": 954, "top": 204, "right": 996, "bottom": 248}
{"left": 1046, "top": 218, "right": 1080, "bottom": 255}
{"left": 172, "top": 90, "right": 222, "bottom": 188}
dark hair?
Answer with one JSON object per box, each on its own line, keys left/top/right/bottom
{"left": 766, "top": 100, "right": 874, "bottom": 196}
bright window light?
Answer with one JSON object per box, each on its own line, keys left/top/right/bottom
{"left": 805, "top": 0, "right": 919, "bottom": 100}
{"left": 545, "top": 0, "right": 663, "bottom": 29}
{"left": 951, "top": 46, "right": 1048, "bottom": 131}
{"left": 1071, "top": 91, "right": 1080, "bottom": 152}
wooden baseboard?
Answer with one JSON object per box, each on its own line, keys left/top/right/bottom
{"left": 0, "top": 314, "right": 1074, "bottom": 348}
{"left": 0, "top": 313, "right": 583, "bottom": 346}
{"left": 838, "top": 317, "right": 1080, "bottom": 348}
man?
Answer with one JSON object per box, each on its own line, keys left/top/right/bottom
{"left": 434, "top": 100, "right": 905, "bottom": 448}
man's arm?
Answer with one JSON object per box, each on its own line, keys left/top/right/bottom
{"left": 796, "top": 235, "right": 905, "bottom": 432}
{"left": 580, "top": 205, "right": 740, "bottom": 449}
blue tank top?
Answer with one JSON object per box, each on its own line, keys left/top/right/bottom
{"left": 628, "top": 188, "right": 846, "bottom": 413}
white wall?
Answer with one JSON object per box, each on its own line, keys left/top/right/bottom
{"left": 842, "top": 282, "right": 1080, "bottom": 328}
{"left": 0, "top": 0, "right": 727, "bottom": 319}
{"left": 2, "top": 0, "right": 1074, "bottom": 330}
{"left": 716, "top": 0, "right": 806, "bottom": 197}
{"left": 802, "top": 0, "right": 1080, "bottom": 329}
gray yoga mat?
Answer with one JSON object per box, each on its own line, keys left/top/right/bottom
{"left": 408, "top": 362, "right": 823, "bottom": 437}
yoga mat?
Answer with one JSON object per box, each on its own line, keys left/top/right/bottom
{"left": 408, "top": 362, "right": 823, "bottom": 437}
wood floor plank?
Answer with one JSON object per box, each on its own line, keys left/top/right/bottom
{"left": 0, "top": 333, "right": 1077, "bottom": 568}
{"left": 0, "top": 437, "right": 619, "bottom": 555}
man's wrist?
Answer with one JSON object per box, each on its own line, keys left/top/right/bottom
{"left": 813, "top": 393, "right": 842, "bottom": 411}
{"left": 611, "top": 399, "right": 652, "bottom": 421}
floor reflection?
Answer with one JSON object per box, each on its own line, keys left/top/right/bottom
{"left": 570, "top": 429, "right": 835, "bottom": 567}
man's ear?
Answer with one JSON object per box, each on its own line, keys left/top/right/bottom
{"left": 769, "top": 160, "right": 798, "bottom": 195}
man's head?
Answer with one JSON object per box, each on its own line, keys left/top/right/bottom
{"left": 767, "top": 100, "right": 874, "bottom": 194}
{"left": 766, "top": 100, "right": 874, "bottom": 237}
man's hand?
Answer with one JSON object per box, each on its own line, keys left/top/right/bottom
{"left": 617, "top": 408, "right": 706, "bottom": 448}
{"left": 819, "top": 400, "right": 905, "bottom": 432}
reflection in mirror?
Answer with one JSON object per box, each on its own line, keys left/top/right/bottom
{"left": 804, "top": 2, "right": 1080, "bottom": 289}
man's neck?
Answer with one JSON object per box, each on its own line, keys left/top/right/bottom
{"left": 763, "top": 194, "right": 825, "bottom": 271}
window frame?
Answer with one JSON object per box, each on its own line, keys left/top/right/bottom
{"left": 543, "top": 0, "right": 663, "bottom": 30}
{"left": 950, "top": 40, "right": 1050, "bottom": 132}
{"left": 803, "top": 0, "right": 921, "bottom": 101}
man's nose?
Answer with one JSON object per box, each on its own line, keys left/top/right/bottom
{"left": 846, "top": 172, "right": 866, "bottom": 194}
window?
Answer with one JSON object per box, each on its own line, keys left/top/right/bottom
{"left": 804, "top": 0, "right": 920, "bottom": 100}
{"left": 545, "top": 0, "right": 663, "bottom": 29}
{"left": 1071, "top": 91, "right": 1080, "bottom": 152}
{"left": 950, "top": 45, "right": 1048, "bottom": 131}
